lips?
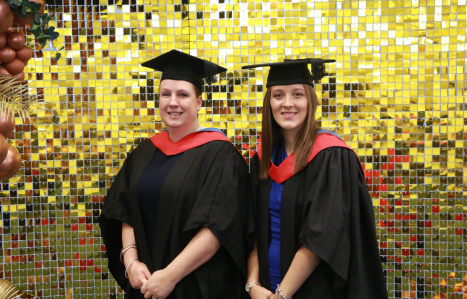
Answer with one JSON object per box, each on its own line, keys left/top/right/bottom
{"left": 168, "top": 112, "right": 183, "bottom": 116}
{"left": 281, "top": 112, "right": 298, "bottom": 118}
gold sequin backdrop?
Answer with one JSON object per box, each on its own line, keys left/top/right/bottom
{"left": 0, "top": 0, "right": 465, "bottom": 298}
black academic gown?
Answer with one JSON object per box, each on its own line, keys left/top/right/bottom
{"left": 250, "top": 146, "right": 389, "bottom": 299}
{"left": 100, "top": 138, "right": 253, "bottom": 299}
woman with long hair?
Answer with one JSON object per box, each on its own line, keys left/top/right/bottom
{"left": 100, "top": 50, "right": 253, "bottom": 299}
{"left": 243, "top": 59, "right": 388, "bottom": 299}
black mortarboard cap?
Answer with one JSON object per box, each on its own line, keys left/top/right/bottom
{"left": 242, "top": 58, "right": 335, "bottom": 88}
{"left": 141, "top": 49, "right": 227, "bottom": 92}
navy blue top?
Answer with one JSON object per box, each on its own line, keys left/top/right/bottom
{"left": 137, "top": 150, "right": 182, "bottom": 254}
{"left": 268, "top": 142, "right": 288, "bottom": 291}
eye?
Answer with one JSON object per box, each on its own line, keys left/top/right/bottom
{"left": 294, "top": 92, "right": 304, "bottom": 97}
{"left": 161, "top": 92, "right": 170, "bottom": 97}
{"left": 273, "top": 93, "right": 282, "bottom": 98}
{"left": 179, "top": 93, "right": 189, "bottom": 97}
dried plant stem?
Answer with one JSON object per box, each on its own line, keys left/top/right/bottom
{"left": 0, "top": 282, "right": 20, "bottom": 299}
{"left": 0, "top": 74, "right": 44, "bottom": 119}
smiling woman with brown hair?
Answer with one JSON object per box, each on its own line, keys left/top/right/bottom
{"left": 243, "top": 59, "right": 388, "bottom": 299}
{"left": 100, "top": 50, "right": 254, "bottom": 299}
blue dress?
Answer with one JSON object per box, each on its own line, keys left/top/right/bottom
{"left": 268, "top": 142, "right": 287, "bottom": 292}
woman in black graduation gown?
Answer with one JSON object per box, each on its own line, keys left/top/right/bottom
{"left": 100, "top": 50, "right": 253, "bottom": 299}
{"left": 242, "top": 59, "right": 388, "bottom": 299}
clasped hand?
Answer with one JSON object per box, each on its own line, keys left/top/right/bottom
{"left": 249, "top": 286, "right": 276, "bottom": 299}
{"left": 141, "top": 269, "right": 177, "bottom": 299}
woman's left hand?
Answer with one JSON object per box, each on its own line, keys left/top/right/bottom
{"left": 141, "top": 269, "right": 177, "bottom": 299}
{"left": 271, "top": 293, "right": 280, "bottom": 299}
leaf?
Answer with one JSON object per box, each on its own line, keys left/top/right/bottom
{"left": 39, "top": 38, "right": 47, "bottom": 49}
{"left": 33, "top": 13, "right": 41, "bottom": 23}
{"left": 30, "top": 28, "right": 41, "bottom": 38}
{"left": 59, "top": 46, "right": 64, "bottom": 51}
{"left": 48, "top": 31, "right": 59, "bottom": 41}
{"left": 8, "top": 0, "right": 22, "bottom": 6}
{"left": 30, "top": 2, "right": 41, "bottom": 10}
{"left": 31, "top": 24, "right": 40, "bottom": 30}
{"left": 44, "top": 26, "right": 56, "bottom": 34}
{"left": 55, "top": 53, "right": 62, "bottom": 61}
{"left": 17, "top": 9, "right": 25, "bottom": 19}
{"left": 21, "top": 6, "right": 27, "bottom": 15}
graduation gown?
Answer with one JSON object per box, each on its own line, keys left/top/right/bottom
{"left": 250, "top": 131, "right": 388, "bottom": 299}
{"left": 100, "top": 130, "right": 254, "bottom": 299}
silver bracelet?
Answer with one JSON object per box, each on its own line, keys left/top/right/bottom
{"left": 276, "top": 284, "right": 292, "bottom": 299}
{"left": 120, "top": 245, "right": 137, "bottom": 263}
{"left": 125, "top": 259, "right": 139, "bottom": 278}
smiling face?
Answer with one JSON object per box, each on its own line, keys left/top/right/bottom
{"left": 159, "top": 79, "right": 202, "bottom": 134}
{"left": 269, "top": 84, "right": 309, "bottom": 136}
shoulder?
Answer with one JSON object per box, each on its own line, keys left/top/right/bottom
{"left": 313, "top": 132, "right": 349, "bottom": 150}
{"left": 310, "top": 146, "right": 361, "bottom": 168}
{"left": 132, "top": 138, "right": 156, "bottom": 153}
{"left": 199, "top": 140, "right": 247, "bottom": 163}
{"left": 251, "top": 152, "right": 260, "bottom": 166}
{"left": 309, "top": 132, "right": 353, "bottom": 161}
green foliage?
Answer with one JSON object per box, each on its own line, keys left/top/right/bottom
{"left": 6, "top": 0, "right": 63, "bottom": 60}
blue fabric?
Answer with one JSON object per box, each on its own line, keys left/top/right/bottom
{"left": 197, "top": 127, "right": 227, "bottom": 136}
{"left": 316, "top": 129, "right": 343, "bottom": 140}
{"left": 268, "top": 142, "right": 288, "bottom": 292}
{"left": 137, "top": 150, "right": 182, "bottom": 254}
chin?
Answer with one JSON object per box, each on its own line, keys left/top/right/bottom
{"left": 161, "top": 118, "right": 181, "bottom": 128}
{"left": 277, "top": 122, "right": 301, "bottom": 131}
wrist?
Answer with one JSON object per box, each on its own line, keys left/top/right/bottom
{"left": 245, "top": 281, "right": 261, "bottom": 293}
{"left": 123, "top": 251, "right": 138, "bottom": 266}
{"left": 125, "top": 258, "right": 139, "bottom": 278}
{"left": 276, "top": 284, "right": 292, "bottom": 299}
{"left": 164, "top": 264, "right": 183, "bottom": 284}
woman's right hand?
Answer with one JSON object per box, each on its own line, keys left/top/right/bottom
{"left": 249, "top": 286, "right": 274, "bottom": 299}
{"left": 128, "top": 261, "right": 152, "bottom": 289}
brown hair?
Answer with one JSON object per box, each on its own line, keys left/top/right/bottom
{"left": 259, "top": 84, "right": 321, "bottom": 181}
{"left": 193, "top": 85, "right": 202, "bottom": 97}
{"left": 159, "top": 81, "right": 202, "bottom": 97}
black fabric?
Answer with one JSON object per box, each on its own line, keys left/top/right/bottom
{"left": 137, "top": 150, "right": 182, "bottom": 254}
{"left": 141, "top": 49, "right": 227, "bottom": 91}
{"left": 250, "top": 147, "right": 388, "bottom": 299}
{"left": 242, "top": 58, "right": 335, "bottom": 88}
{"left": 100, "top": 139, "right": 254, "bottom": 299}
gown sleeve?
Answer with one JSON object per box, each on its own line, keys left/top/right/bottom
{"left": 249, "top": 153, "right": 260, "bottom": 225}
{"left": 299, "top": 147, "right": 387, "bottom": 297}
{"left": 181, "top": 142, "right": 255, "bottom": 279}
{"left": 99, "top": 151, "right": 134, "bottom": 290}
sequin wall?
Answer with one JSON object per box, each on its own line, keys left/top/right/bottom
{"left": 0, "top": 0, "right": 466, "bottom": 297}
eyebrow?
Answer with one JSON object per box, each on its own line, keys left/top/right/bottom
{"left": 160, "top": 89, "right": 191, "bottom": 93}
{"left": 272, "top": 88, "right": 305, "bottom": 92}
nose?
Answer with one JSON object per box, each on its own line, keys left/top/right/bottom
{"left": 282, "top": 95, "right": 293, "bottom": 108}
{"left": 168, "top": 94, "right": 179, "bottom": 107}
